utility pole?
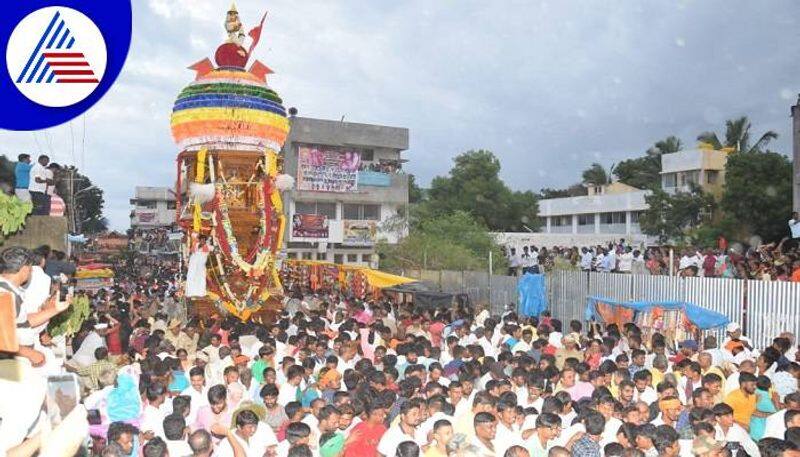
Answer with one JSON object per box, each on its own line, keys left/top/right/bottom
{"left": 792, "top": 97, "right": 800, "bottom": 212}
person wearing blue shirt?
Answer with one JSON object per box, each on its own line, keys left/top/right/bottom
{"left": 13, "top": 154, "right": 32, "bottom": 202}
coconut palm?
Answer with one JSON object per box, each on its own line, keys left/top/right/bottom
{"left": 696, "top": 116, "right": 778, "bottom": 153}
{"left": 647, "top": 136, "right": 683, "bottom": 156}
{"left": 582, "top": 162, "right": 615, "bottom": 185}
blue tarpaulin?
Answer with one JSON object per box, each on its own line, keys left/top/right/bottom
{"left": 585, "top": 296, "right": 729, "bottom": 330}
{"left": 518, "top": 273, "right": 548, "bottom": 317}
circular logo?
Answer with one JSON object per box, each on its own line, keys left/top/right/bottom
{"left": 6, "top": 6, "right": 107, "bottom": 107}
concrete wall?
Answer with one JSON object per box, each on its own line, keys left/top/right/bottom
{"left": 4, "top": 216, "right": 68, "bottom": 251}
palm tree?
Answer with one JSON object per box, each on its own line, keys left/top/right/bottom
{"left": 647, "top": 136, "right": 683, "bottom": 156}
{"left": 582, "top": 162, "right": 615, "bottom": 185}
{"left": 697, "top": 116, "right": 778, "bottom": 153}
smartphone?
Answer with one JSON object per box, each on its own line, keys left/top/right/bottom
{"left": 45, "top": 374, "right": 80, "bottom": 426}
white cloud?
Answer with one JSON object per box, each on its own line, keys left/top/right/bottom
{"left": 3, "top": 0, "right": 800, "bottom": 230}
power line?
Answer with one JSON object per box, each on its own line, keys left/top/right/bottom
{"left": 81, "top": 115, "right": 86, "bottom": 170}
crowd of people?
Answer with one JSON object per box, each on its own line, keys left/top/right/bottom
{"left": 504, "top": 226, "right": 800, "bottom": 282}
{"left": 12, "top": 154, "right": 66, "bottom": 217}
{"left": 5, "top": 240, "right": 800, "bottom": 457}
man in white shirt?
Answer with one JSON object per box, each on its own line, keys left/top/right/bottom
{"left": 163, "top": 414, "right": 193, "bottom": 457}
{"left": 618, "top": 247, "right": 634, "bottom": 273}
{"left": 71, "top": 326, "right": 107, "bottom": 367}
{"left": 277, "top": 365, "right": 304, "bottom": 407}
{"left": 28, "top": 155, "right": 52, "bottom": 215}
{"left": 494, "top": 401, "right": 524, "bottom": 455}
{"left": 579, "top": 248, "right": 593, "bottom": 271}
{"left": 213, "top": 410, "right": 263, "bottom": 457}
{"left": 378, "top": 399, "right": 424, "bottom": 456}
{"left": 713, "top": 403, "right": 760, "bottom": 457}
{"left": 790, "top": 212, "right": 800, "bottom": 239}
{"left": 507, "top": 248, "right": 521, "bottom": 276}
{"left": 141, "top": 383, "right": 169, "bottom": 440}
{"left": 182, "top": 367, "right": 210, "bottom": 425}
{"left": 763, "top": 394, "right": 800, "bottom": 439}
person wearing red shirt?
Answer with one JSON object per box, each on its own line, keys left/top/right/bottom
{"left": 342, "top": 402, "right": 388, "bottom": 457}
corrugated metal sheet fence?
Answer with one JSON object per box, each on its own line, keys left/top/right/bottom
{"left": 747, "top": 281, "right": 800, "bottom": 349}
{"left": 406, "top": 269, "right": 800, "bottom": 349}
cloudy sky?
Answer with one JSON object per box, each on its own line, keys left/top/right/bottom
{"left": 2, "top": 0, "right": 800, "bottom": 230}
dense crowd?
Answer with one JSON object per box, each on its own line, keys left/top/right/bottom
{"left": 505, "top": 224, "right": 800, "bottom": 282}
{"left": 4, "top": 242, "right": 800, "bottom": 457}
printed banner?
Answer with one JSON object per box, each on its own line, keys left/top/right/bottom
{"left": 357, "top": 171, "right": 391, "bottom": 187}
{"left": 136, "top": 212, "right": 155, "bottom": 223}
{"left": 292, "top": 214, "right": 329, "bottom": 238}
{"left": 297, "top": 146, "right": 361, "bottom": 192}
{"left": 343, "top": 220, "right": 378, "bottom": 246}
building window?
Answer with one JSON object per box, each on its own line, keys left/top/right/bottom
{"left": 295, "top": 201, "right": 337, "bottom": 220}
{"left": 601, "top": 212, "right": 626, "bottom": 224}
{"left": 334, "top": 254, "right": 343, "bottom": 264}
{"left": 316, "top": 252, "right": 327, "bottom": 261}
{"left": 287, "top": 252, "right": 297, "bottom": 259}
{"left": 302, "top": 252, "right": 313, "bottom": 260}
{"left": 681, "top": 171, "right": 700, "bottom": 187}
{"left": 578, "top": 214, "right": 594, "bottom": 226}
{"left": 630, "top": 211, "right": 642, "bottom": 223}
{"left": 361, "top": 149, "right": 374, "bottom": 162}
{"left": 707, "top": 170, "right": 719, "bottom": 184}
{"left": 343, "top": 204, "right": 380, "bottom": 220}
{"left": 317, "top": 203, "right": 336, "bottom": 219}
{"left": 663, "top": 173, "right": 677, "bottom": 188}
{"left": 167, "top": 201, "right": 176, "bottom": 210}
{"left": 347, "top": 254, "right": 358, "bottom": 263}
{"left": 362, "top": 204, "right": 380, "bottom": 220}
{"left": 138, "top": 200, "right": 157, "bottom": 209}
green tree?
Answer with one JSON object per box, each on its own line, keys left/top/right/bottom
{"left": 377, "top": 210, "right": 505, "bottom": 272}
{"left": 697, "top": 116, "right": 778, "bottom": 153}
{"left": 649, "top": 135, "right": 683, "bottom": 156}
{"left": 581, "top": 162, "right": 612, "bottom": 185}
{"left": 426, "top": 150, "right": 539, "bottom": 231}
{"left": 0, "top": 155, "right": 15, "bottom": 189}
{"left": 407, "top": 174, "right": 424, "bottom": 204}
{"left": 614, "top": 136, "right": 681, "bottom": 191}
{"left": 539, "top": 183, "right": 587, "bottom": 199}
{"left": 639, "top": 186, "right": 716, "bottom": 243}
{"left": 55, "top": 166, "right": 108, "bottom": 234}
{"left": 721, "top": 151, "right": 792, "bottom": 242}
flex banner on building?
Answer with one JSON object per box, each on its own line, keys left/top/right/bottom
{"left": 343, "top": 220, "right": 378, "bottom": 246}
{"left": 292, "top": 214, "right": 329, "bottom": 238}
{"left": 297, "top": 146, "right": 361, "bottom": 192}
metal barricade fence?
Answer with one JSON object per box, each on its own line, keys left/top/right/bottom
{"left": 404, "top": 268, "right": 800, "bottom": 349}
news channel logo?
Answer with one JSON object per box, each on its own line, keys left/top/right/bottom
{"left": 1, "top": 2, "right": 131, "bottom": 130}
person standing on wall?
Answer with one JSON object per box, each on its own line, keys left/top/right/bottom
{"left": 13, "top": 154, "right": 32, "bottom": 202}
{"left": 28, "top": 155, "right": 52, "bottom": 216}
{"left": 789, "top": 212, "right": 800, "bottom": 250}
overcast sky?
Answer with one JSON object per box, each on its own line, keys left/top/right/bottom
{"left": 2, "top": 0, "right": 799, "bottom": 230}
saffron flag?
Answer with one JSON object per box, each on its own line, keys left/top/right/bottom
{"left": 247, "top": 11, "right": 268, "bottom": 57}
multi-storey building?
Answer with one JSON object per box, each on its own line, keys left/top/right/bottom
{"left": 281, "top": 116, "right": 410, "bottom": 267}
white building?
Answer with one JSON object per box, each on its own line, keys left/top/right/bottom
{"left": 506, "top": 182, "right": 655, "bottom": 248}
{"left": 661, "top": 148, "right": 727, "bottom": 195}
{"left": 129, "top": 186, "right": 177, "bottom": 229}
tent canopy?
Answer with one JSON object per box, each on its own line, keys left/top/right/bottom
{"left": 360, "top": 269, "right": 417, "bottom": 289}
{"left": 585, "top": 296, "right": 729, "bottom": 330}
{"left": 383, "top": 282, "right": 454, "bottom": 310}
